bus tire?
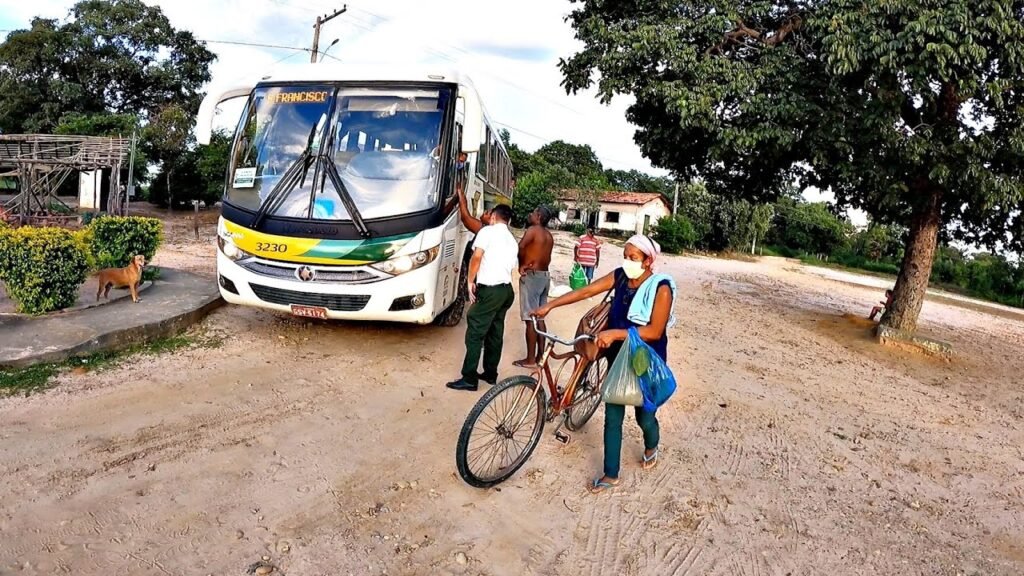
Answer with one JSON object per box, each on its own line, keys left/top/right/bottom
{"left": 434, "top": 255, "right": 469, "bottom": 327}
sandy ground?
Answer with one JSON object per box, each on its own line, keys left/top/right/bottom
{"left": 1, "top": 211, "right": 1023, "bottom": 576}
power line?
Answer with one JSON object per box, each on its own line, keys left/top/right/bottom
{"left": 200, "top": 39, "right": 312, "bottom": 52}
{"left": 493, "top": 121, "right": 645, "bottom": 170}
{"left": 281, "top": 0, "right": 582, "bottom": 116}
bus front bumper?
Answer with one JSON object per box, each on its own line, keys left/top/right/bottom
{"left": 215, "top": 251, "right": 442, "bottom": 324}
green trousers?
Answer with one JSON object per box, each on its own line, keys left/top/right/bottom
{"left": 461, "top": 284, "right": 515, "bottom": 385}
{"left": 604, "top": 403, "right": 660, "bottom": 479}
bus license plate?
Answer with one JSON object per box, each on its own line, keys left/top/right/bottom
{"left": 290, "top": 304, "right": 328, "bottom": 319}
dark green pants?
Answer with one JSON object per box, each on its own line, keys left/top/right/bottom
{"left": 604, "top": 403, "right": 659, "bottom": 479}
{"left": 461, "top": 283, "right": 515, "bottom": 385}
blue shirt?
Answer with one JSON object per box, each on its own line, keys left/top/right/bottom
{"left": 607, "top": 268, "right": 670, "bottom": 361}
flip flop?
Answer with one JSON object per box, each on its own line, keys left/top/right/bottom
{"left": 589, "top": 477, "right": 620, "bottom": 494}
{"left": 642, "top": 448, "right": 659, "bottom": 470}
{"left": 513, "top": 360, "right": 538, "bottom": 369}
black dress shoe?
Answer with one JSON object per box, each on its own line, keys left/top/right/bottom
{"left": 479, "top": 373, "right": 498, "bottom": 385}
{"left": 446, "top": 379, "right": 478, "bottom": 391}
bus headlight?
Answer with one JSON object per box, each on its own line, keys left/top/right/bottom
{"left": 217, "top": 235, "right": 252, "bottom": 261}
{"left": 371, "top": 247, "right": 440, "bottom": 276}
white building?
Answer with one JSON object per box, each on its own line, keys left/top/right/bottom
{"left": 557, "top": 190, "right": 671, "bottom": 235}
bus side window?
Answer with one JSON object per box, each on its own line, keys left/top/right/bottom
{"left": 477, "top": 126, "right": 489, "bottom": 177}
{"left": 452, "top": 123, "right": 463, "bottom": 198}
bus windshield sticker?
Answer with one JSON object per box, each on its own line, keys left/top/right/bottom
{"left": 232, "top": 167, "right": 257, "bottom": 188}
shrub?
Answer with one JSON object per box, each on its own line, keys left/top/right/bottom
{"left": 560, "top": 222, "right": 587, "bottom": 236}
{"left": 652, "top": 215, "right": 698, "bottom": 254}
{"left": 0, "top": 227, "right": 91, "bottom": 314}
{"left": 87, "top": 216, "right": 163, "bottom": 269}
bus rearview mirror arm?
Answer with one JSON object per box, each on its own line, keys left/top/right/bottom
{"left": 195, "top": 84, "right": 257, "bottom": 145}
{"left": 460, "top": 90, "right": 482, "bottom": 154}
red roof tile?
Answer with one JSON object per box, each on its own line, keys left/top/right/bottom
{"left": 557, "top": 189, "right": 670, "bottom": 207}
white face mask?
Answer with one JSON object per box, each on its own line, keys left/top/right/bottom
{"left": 622, "top": 258, "right": 645, "bottom": 279}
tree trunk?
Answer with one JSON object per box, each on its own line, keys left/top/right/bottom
{"left": 881, "top": 183, "right": 943, "bottom": 332}
{"left": 167, "top": 169, "right": 173, "bottom": 216}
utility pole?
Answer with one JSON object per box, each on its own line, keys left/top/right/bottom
{"left": 672, "top": 181, "right": 679, "bottom": 216}
{"left": 311, "top": 5, "right": 347, "bottom": 63}
{"left": 125, "top": 128, "right": 137, "bottom": 216}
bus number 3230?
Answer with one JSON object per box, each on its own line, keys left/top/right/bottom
{"left": 255, "top": 242, "right": 287, "bottom": 253}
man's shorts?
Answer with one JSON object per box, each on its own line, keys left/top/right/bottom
{"left": 519, "top": 270, "right": 550, "bottom": 321}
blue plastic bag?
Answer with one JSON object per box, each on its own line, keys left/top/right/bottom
{"left": 626, "top": 328, "right": 677, "bottom": 412}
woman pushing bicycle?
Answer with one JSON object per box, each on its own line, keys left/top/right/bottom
{"left": 532, "top": 234, "right": 677, "bottom": 494}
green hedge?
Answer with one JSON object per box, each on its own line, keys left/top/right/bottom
{"left": 87, "top": 216, "right": 163, "bottom": 269}
{"left": 0, "top": 227, "right": 92, "bottom": 314}
{"left": 652, "top": 215, "right": 699, "bottom": 254}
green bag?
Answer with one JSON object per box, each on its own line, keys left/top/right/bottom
{"left": 570, "top": 262, "right": 588, "bottom": 290}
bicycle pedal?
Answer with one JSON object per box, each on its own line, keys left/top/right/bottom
{"left": 554, "top": 432, "right": 571, "bottom": 445}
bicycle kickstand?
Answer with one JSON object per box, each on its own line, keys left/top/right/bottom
{"left": 552, "top": 415, "right": 571, "bottom": 445}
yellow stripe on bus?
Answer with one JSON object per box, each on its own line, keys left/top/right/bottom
{"left": 223, "top": 219, "right": 368, "bottom": 265}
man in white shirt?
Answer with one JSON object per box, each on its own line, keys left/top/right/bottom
{"left": 447, "top": 204, "right": 518, "bottom": 392}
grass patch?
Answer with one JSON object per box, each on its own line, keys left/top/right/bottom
{"left": 0, "top": 364, "right": 60, "bottom": 396}
{"left": 798, "top": 255, "right": 899, "bottom": 281}
{"left": 0, "top": 333, "right": 214, "bottom": 397}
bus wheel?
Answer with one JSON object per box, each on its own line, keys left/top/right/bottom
{"left": 434, "top": 261, "right": 468, "bottom": 327}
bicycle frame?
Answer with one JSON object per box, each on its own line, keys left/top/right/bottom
{"left": 501, "top": 318, "right": 595, "bottom": 436}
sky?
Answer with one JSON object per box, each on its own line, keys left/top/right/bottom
{"left": 0, "top": 0, "right": 866, "bottom": 224}
{"left": 0, "top": 0, "right": 662, "bottom": 174}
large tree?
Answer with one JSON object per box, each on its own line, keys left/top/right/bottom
{"left": 0, "top": 0, "right": 215, "bottom": 137}
{"left": 560, "top": 0, "right": 1024, "bottom": 332}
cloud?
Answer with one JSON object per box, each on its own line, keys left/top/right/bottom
{"left": 463, "top": 42, "right": 554, "bottom": 63}
{"left": 4, "top": 0, "right": 665, "bottom": 175}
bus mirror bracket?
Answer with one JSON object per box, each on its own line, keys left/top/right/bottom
{"left": 460, "top": 90, "right": 482, "bottom": 154}
{"left": 195, "top": 84, "right": 255, "bottom": 145}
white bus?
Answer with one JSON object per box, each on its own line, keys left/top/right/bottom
{"left": 195, "top": 64, "right": 513, "bottom": 325}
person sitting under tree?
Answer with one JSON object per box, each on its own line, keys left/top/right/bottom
{"left": 869, "top": 289, "right": 894, "bottom": 321}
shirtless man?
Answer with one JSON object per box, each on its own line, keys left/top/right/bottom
{"left": 514, "top": 206, "right": 554, "bottom": 368}
{"left": 869, "top": 289, "right": 893, "bottom": 321}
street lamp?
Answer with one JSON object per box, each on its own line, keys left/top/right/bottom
{"left": 320, "top": 38, "right": 340, "bottom": 62}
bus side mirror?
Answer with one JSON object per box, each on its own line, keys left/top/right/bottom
{"left": 196, "top": 84, "right": 256, "bottom": 145}
{"left": 460, "top": 91, "right": 482, "bottom": 154}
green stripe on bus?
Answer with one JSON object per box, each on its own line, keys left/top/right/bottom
{"left": 297, "top": 233, "right": 418, "bottom": 262}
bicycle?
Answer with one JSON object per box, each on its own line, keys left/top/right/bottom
{"left": 455, "top": 317, "right": 610, "bottom": 488}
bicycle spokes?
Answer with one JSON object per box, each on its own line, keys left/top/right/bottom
{"left": 464, "top": 382, "right": 543, "bottom": 482}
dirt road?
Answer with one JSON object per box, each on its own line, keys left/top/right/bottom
{"left": 2, "top": 228, "right": 1023, "bottom": 576}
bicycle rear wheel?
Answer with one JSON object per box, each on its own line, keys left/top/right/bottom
{"left": 456, "top": 376, "right": 546, "bottom": 488}
{"left": 565, "top": 356, "right": 608, "bottom": 432}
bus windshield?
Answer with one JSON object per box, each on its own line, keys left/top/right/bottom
{"left": 226, "top": 84, "right": 450, "bottom": 222}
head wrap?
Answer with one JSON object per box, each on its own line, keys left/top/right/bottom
{"left": 626, "top": 235, "right": 661, "bottom": 261}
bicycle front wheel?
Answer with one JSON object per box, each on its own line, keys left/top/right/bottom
{"left": 456, "top": 376, "right": 546, "bottom": 488}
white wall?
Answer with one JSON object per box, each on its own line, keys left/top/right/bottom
{"left": 79, "top": 170, "right": 101, "bottom": 210}
{"left": 559, "top": 200, "right": 670, "bottom": 234}
{"left": 635, "top": 200, "right": 670, "bottom": 234}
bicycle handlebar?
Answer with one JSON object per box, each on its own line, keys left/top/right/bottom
{"left": 530, "top": 316, "right": 593, "bottom": 346}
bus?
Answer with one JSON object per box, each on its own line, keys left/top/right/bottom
{"left": 194, "top": 64, "right": 513, "bottom": 326}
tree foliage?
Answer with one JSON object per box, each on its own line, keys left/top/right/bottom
{"left": 605, "top": 169, "right": 674, "bottom": 197}
{"left": 503, "top": 130, "right": 675, "bottom": 226}
{"left": 0, "top": 0, "right": 215, "bottom": 135}
{"left": 559, "top": 0, "right": 1024, "bottom": 331}
{"left": 769, "top": 198, "right": 853, "bottom": 256}
{"left": 149, "top": 132, "right": 231, "bottom": 208}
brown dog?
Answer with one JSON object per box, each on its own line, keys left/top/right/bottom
{"left": 96, "top": 255, "right": 146, "bottom": 303}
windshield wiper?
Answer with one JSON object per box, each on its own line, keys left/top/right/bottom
{"left": 318, "top": 121, "right": 371, "bottom": 238}
{"left": 324, "top": 161, "right": 371, "bottom": 238}
{"left": 252, "top": 124, "right": 319, "bottom": 229}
